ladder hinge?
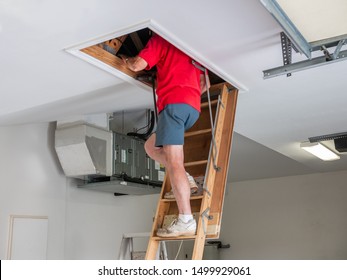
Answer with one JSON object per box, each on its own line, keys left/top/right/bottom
{"left": 218, "top": 95, "right": 225, "bottom": 109}
{"left": 202, "top": 184, "right": 212, "bottom": 197}
{"left": 201, "top": 207, "right": 213, "bottom": 235}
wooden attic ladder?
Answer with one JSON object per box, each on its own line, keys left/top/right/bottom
{"left": 146, "top": 83, "right": 238, "bottom": 260}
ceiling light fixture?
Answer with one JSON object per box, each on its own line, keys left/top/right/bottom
{"left": 309, "top": 131, "right": 347, "bottom": 153}
{"left": 300, "top": 142, "right": 340, "bottom": 161}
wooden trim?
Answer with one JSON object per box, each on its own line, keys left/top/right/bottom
{"left": 81, "top": 45, "right": 138, "bottom": 78}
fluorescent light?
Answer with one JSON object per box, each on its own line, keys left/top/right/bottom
{"left": 300, "top": 142, "right": 340, "bottom": 161}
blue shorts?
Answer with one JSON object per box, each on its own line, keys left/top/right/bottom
{"left": 155, "top": 104, "right": 199, "bottom": 146}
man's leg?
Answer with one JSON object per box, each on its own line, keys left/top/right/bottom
{"left": 148, "top": 104, "right": 199, "bottom": 237}
{"left": 144, "top": 133, "right": 166, "bottom": 165}
{"left": 162, "top": 144, "right": 191, "bottom": 215}
{"left": 146, "top": 134, "right": 191, "bottom": 214}
{"left": 145, "top": 134, "right": 194, "bottom": 212}
{"left": 155, "top": 144, "right": 196, "bottom": 237}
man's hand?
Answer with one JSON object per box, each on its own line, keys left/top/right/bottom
{"left": 119, "top": 54, "right": 129, "bottom": 64}
{"left": 120, "top": 54, "right": 148, "bottom": 72}
{"left": 200, "top": 73, "right": 210, "bottom": 94}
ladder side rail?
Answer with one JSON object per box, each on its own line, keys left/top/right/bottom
{"left": 145, "top": 176, "right": 170, "bottom": 259}
{"left": 192, "top": 85, "right": 229, "bottom": 260}
{"left": 210, "top": 89, "right": 238, "bottom": 238}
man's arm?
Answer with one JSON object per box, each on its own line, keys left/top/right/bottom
{"left": 120, "top": 55, "right": 148, "bottom": 72}
{"left": 200, "top": 73, "right": 210, "bottom": 94}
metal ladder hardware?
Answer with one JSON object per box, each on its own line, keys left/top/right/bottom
{"left": 145, "top": 82, "right": 238, "bottom": 260}
{"left": 192, "top": 60, "right": 222, "bottom": 171}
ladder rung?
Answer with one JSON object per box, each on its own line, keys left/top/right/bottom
{"left": 152, "top": 235, "right": 197, "bottom": 241}
{"left": 201, "top": 99, "right": 218, "bottom": 109}
{"left": 161, "top": 195, "right": 203, "bottom": 202}
{"left": 184, "top": 160, "right": 208, "bottom": 167}
{"left": 209, "top": 82, "right": 232, "bottom": 92}
{"left": 185, "top": 128, "right": 212, "bottom": 138}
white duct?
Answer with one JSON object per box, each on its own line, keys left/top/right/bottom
{"left": 55, "top": 124, "right": 112, "bottom": 177}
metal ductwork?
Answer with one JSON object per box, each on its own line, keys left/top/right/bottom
{"left": 55, "top": 124, "right": 112, "bottom": 177}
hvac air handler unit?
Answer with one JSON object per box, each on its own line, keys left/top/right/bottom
{"left": 55, "top": 122, "right": 164, "bottom": 195}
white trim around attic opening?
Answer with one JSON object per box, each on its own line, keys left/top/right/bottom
{"left": 64, "top": 19, "right": 248, "bottom": 92}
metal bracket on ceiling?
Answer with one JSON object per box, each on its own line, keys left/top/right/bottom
{"left": 319, "top": 41, "right": 346, "bottom": 61}
{"left": 281, "top": 32, "right": 293, "bottom": 77}
{"left": 321, "top": 45, "right": 332, "bottom": 61}
{"left": 260, "top": 0, "right": 312, "bottom": 58}
{"left": 333, "top": 39, "right": 346, "bottom": 60}
{"left": 263, "top": 37, "right": 347, "bottom": 79}
{"left": 261, "top": 0, "right": 347, "bottom": 79}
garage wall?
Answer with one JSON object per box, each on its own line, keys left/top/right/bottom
{"left": 219, "top": 170, "right": 347, "bottom": 259}
{"left": 0, "top": 123, "right": 67, "bottom": 259}
{"left": 64, "top": 179, "right": 158, "bottom": 259}
{"left": 0, "top": 122, "right": 158, "bottom": 259}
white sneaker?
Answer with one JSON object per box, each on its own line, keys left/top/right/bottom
{"left": 186, "top": 172, "right": 198, "bottom": 193}
{"left": 157, "top": 218, "right": 196, "bottom": 237}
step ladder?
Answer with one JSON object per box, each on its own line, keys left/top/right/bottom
{"left": 146, "top": 82, "right": 238, "bottom": 260}
{"left": 118, "top": 232, "right": 168, "bottom": 260}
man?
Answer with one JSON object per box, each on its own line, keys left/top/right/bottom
{"left": 121, "top": 34, "right": 209, "bottom": 237}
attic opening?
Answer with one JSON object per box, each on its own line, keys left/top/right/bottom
{"left": 79, "top": 27, "right": 232, "bottom": 91}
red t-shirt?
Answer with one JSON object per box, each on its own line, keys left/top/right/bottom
{"left": 138, "top": 35, "right": 202, "bottom": 113}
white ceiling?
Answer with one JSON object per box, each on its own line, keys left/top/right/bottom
{"left": 1, "top": 0, "right": 347, "bottom": 181}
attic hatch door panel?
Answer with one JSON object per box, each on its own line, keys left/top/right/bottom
{"left": 80, "top": 28, "right": 226, "bottom": 88}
